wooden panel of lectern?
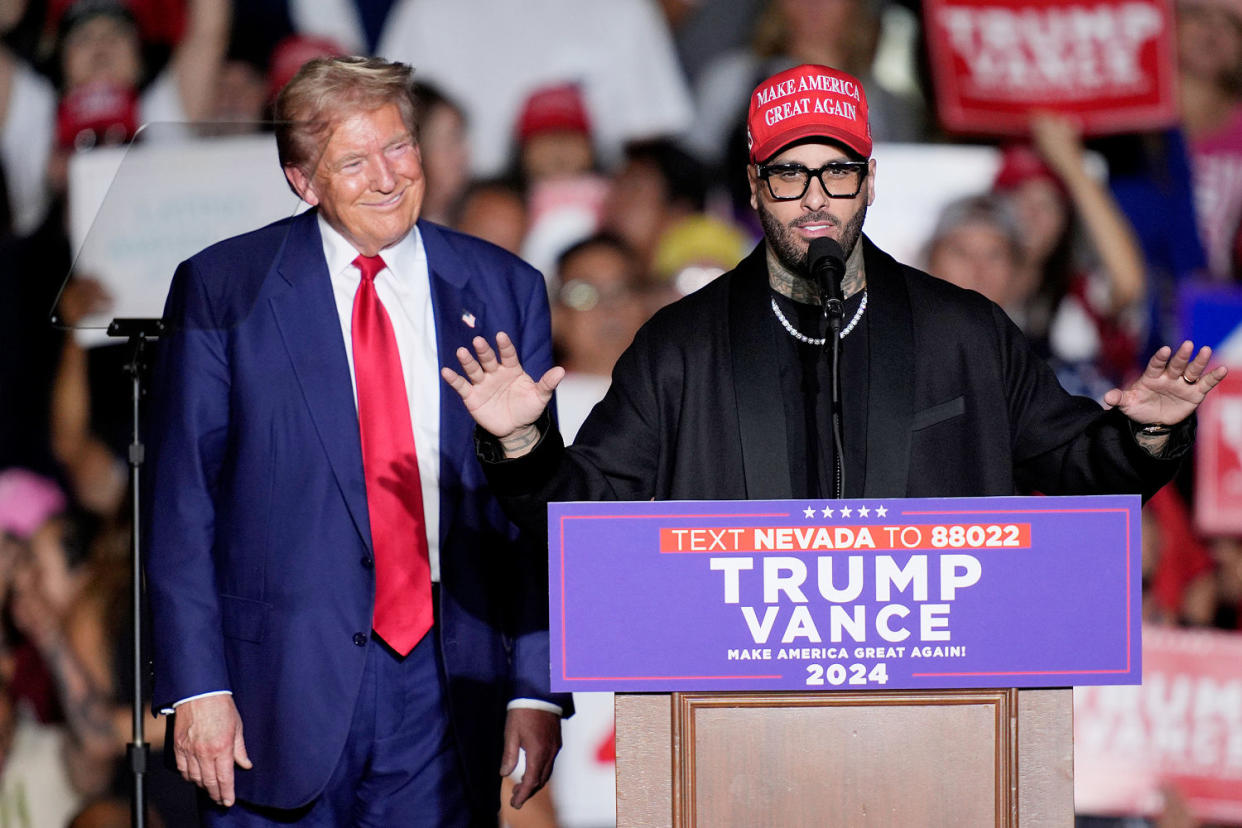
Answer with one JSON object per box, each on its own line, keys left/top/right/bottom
{"left": 614, "top": 687, "right": 1072, "bottom": 827}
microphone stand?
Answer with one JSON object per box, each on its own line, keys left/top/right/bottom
{"left": 821, "top": 294, "right": 845, "bottom": 500}
{"left": 106, "top": 316, "right": 165, "bottom": 828}
{"left": 808, "top": 237, "right": 847, "bottom": 500}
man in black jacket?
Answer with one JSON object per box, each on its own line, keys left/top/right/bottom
{"left": 441, "top": 63, "right": 1227, "bottom": 522}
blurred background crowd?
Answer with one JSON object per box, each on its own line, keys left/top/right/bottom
{"left": 0, "top": 0, "right": 1239, "bottom": 825}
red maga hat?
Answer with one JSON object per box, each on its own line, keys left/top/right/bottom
{"left": 517, "top": 83, "right": 592, "bottom": 141}
{"left": 991, "top": 144, "right": 1068, "bottom": 199}
{"left": 747, "top": 64, "right": 871, "bottom": 163}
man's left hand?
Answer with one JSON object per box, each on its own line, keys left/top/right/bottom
{"left": 1104, "top": 340, "right": 1228, "bottom": 426}
{"left": 500, "top": 707, "right": 562, "bottom": 809}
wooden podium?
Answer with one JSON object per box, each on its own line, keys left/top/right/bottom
{"left": 614, "top": 687, "right": 1073, "bottom": 827}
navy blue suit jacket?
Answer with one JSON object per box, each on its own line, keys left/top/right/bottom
{"left": 144, "top": 210, "right": 567, "bottom": 810}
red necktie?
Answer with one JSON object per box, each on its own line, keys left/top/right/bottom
{"left": 351, "top": 253, "right": 433, "bottom": 655}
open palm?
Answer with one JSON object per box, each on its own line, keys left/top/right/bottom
{"left": 441, "top": 332, "right": 565, "bottom": 442}
{"left": 1104, "top": 341, "right": 1228, "bottom": 425}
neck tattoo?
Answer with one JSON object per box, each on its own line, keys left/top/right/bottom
{"left": 840, "top": 241, "right": 866, "bottom": 299}
{"left": 766, "top": 241, "right": 868, "bottom": 304}
{"left": 767, "top": 248, "right": 820, "bottom": 303}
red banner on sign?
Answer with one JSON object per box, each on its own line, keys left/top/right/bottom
{"left": 923, "top": 0, "right": 1179, "bottom": 136}
{"left": 1075, "top": 626, "right": 1242, "bottom": 823}
{"left": 1196, "top": 371, "right": 1242, "bottom": 536}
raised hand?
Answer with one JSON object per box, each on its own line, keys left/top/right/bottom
{"left": 1029, "top": 110, "right": 1086, "bottom": 182}
{"left": 441, "top": 332, "right": 565, "bottom": 456}
{"left": 1103, "top": 341, "right": 1228, "bottom": 427}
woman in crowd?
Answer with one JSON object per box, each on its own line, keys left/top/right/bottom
{"left": 991, "top": 113, "right": 1148, "bottom": 397}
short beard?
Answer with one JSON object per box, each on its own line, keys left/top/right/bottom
{"left": 758, "top": 200, "right": 868, "bottom": 276}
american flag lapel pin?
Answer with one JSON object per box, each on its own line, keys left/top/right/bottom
{"left": 462, "top": 310, "right": 476, "bottom": 328}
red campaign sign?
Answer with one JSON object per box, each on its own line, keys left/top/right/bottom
{"left": 1075, "top": 626, "right": 1242, "bottom": 823}
{"left": 923, "top": 0, "right": 1179, "bottom": 137}
{"left": 1196, "top": 371, "right": 1242, "bottom": 536}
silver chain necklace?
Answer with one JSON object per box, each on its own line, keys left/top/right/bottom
{"left": 770, "top": 290, "right": 868, "bottom": 345}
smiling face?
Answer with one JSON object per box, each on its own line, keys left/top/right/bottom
{"left": 748, "top": 141, "right": 875, "bottom": 274}
{"left": 285, "top": 103, "right": 425, "bottom": 256}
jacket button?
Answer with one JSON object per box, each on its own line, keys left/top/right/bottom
{"left": 360, "top": 556, "right": 373, "bottom": 569}
{"left": 353, "top": 632, "right": 367, "bottom": 647}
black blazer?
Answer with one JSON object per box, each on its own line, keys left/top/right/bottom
{"left": 489, "top": 237, "right": 1185, "bottom": 527}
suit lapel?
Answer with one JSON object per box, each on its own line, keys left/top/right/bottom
{"left": 268, "top": 211, "right": 372, "bottom": 547}
{"left": 729, "top": 246, "right": 793, "bottom": 499}
{"left": 421, "top": 222, "right": 489, "bottom": 546}
{"left": 861, "top": 236, "right": 915, "bottom": 497}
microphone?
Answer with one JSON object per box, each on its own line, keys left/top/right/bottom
{"left": 808, "top": 237, "right": 846, "bottom": 320}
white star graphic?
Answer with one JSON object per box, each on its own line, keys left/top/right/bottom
{"left": 857, "top": 506, "right": 870, "bottom": 517}
{"left": 876, "top": 505, "right": 888, "bottom": 517}
{"left": 840, "top": 505, "right": 853, "bottom": 518}
{"left": 821, "top": 505, "right": 834, "bottom": 518}
{"left": 803, "top": 506, "right": 815, "bottom": 518}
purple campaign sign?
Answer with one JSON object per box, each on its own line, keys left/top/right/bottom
{"left": 548, "top": 495, "right": 1141, "bottom": 692}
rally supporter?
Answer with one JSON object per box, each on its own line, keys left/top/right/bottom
{"left": 1178, "top": 0, "right": 1242, "bottom": 280}
{"left": 510, "top": 83, "right": 599, "bottom": 188}
{"left": 43, "top": 0, "right": 230, "bottom": 193}
{"left": 508, "top": 83, "right": 611, "bottom": 281}
{"left": 453, "top": 177, "right": 529, "bottom": 257}
{"left": 992, "top": 114, "right": 1149, "bottom": 397}
{"left": 600, "top": 139, "right": 709, "bottom": 272}
{"left": 412, "top": 81, "right": 470, "bottom": 225}
{"left": 923, "top": 192, "right": 1025, "bottom": 309}
{"left": 550, "top": 233, "right": 651, "bottom": 444}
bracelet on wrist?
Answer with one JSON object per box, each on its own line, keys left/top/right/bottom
{"left": 1139, "top": 423, "right": 1171, "bottom": 436}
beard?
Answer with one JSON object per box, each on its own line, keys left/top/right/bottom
{"left": 758, "top": 201, "right": 868, "bottom": 276}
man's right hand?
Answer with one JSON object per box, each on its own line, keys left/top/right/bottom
{"left": 172, "top": 694, "right": 252, "bottom": 807}
{"left": 441, "top": 332, "right": 565, "bottom": 458}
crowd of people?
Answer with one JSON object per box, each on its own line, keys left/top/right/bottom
{"left": 0, "top": 0, "right": 1238, "bottom": 826}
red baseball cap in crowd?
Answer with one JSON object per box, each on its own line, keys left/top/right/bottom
{"left": 517, "top": 83, "right": 592, "bottom": 141}
{"left": 267, "top": 34, "right": 346, "bottom": 101}
{"left": 991, "top": 144, "right": 1068, "bottom": 199}
{"left": 747, "top": 64, "right": 871, "bottom": 163}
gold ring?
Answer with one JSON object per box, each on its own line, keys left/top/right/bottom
{"left": 1182, "top": 374, "right": 1198, "bottom": 384}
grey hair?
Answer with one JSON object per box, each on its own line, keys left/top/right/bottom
{"left": 922, "top": 192, "right": 1024, "bottom": 266}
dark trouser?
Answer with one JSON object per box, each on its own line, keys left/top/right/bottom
{"left": 201, "top": 632, "right": 489, "bottom": 827}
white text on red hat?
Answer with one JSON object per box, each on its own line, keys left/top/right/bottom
{"left": 755, "top": 73, "right": 862, "bottom": 106}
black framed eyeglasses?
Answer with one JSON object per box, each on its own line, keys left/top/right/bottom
{"left": 756, "top": 161, "right": 869, "bottom": 200}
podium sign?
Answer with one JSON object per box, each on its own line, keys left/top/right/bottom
{"left": 549, "top": 495, "right": 1140, "bottom": 692}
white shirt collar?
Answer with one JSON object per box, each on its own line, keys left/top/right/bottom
{"left": 316, "top": 213, "right": 425, "bottom": 283}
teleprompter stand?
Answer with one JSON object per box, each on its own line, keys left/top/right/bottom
{"left": 106, "top": 317, "right": 165, "bottom": 828}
